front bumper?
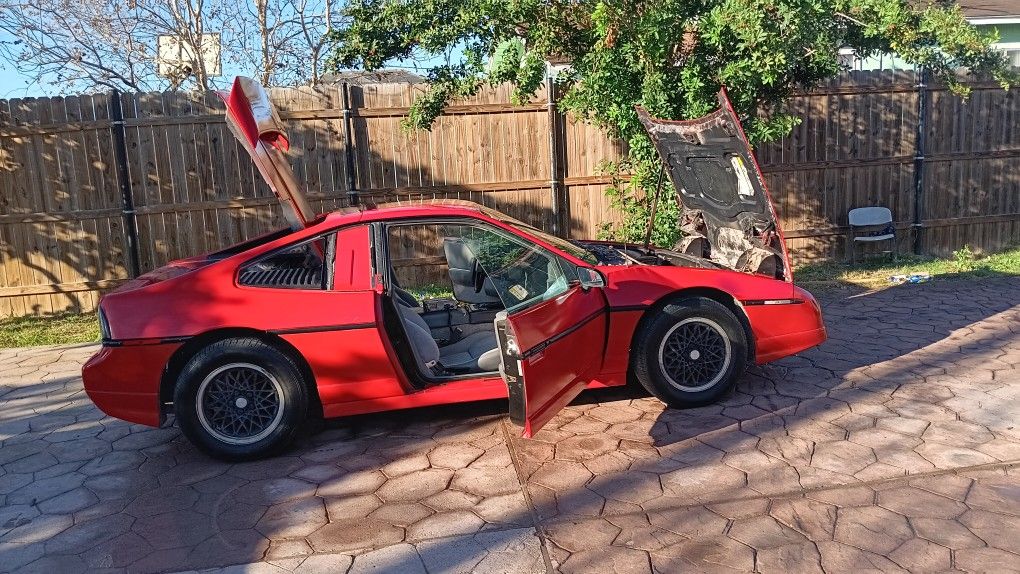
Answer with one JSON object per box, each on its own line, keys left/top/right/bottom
{"left": 82, "top": 343, "right": 181, "bottom": 427}
{"left": 745, "top": 292, "right": 827, "bottom": 364}
{"left": 754, "top": 326, "right": 827, "bottom": 364}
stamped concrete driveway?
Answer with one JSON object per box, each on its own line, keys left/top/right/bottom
{"left": 1, "top": 277, "right": 1018, "bottom": 574}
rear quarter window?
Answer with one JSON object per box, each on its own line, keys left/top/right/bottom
{"left": 238, "top": 234, "right": 334, "bottom": 289}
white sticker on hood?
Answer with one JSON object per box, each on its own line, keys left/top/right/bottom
{"left": 731, "top": 156, "right": 755, "bottom": 198}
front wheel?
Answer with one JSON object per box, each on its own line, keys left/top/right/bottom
{"left": 174, "top": 338, "right": 309, "bottom": 461}
{"left": 632, "top": 297, "right": 748, "bottom": 407}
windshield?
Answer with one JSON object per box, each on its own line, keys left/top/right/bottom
{"left": 481, "top": 209, "right": 599, "bottom": 265}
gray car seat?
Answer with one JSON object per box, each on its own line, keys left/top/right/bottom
{"left": 396, "top": 302, "right": 501, "bottom": 373}
{"left": 443, "top": 238, "right": 502, "bottom": 305}
{"left": 439, "top": 332, "right": 501, "bottom": 372}
{"left": 392, "top": 284, "right": 420, "bottom": 308}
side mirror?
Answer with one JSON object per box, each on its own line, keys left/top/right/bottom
{"left": 576, "top": 267, "right": 605, "bottom": 290}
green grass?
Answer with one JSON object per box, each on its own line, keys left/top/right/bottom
{"left": 0, "top": 312, "right": 100, "bottom": 349}
{"left": 406, "top": 284, "right": 456, "bottom": 301}
{"left": 796, "top": 245, "right": 1020, "bottom": 290}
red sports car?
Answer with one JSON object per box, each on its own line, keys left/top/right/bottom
{"left": 83, "top": 78, "right": 826, "bottom": 460}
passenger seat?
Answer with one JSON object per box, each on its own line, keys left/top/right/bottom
{"left": 395, "top": 300, "right": 500, "bottom": 374}
{"left": 439, "top": 332, "right": 501, "bottom": 372}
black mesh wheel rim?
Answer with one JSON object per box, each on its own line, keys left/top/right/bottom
{"left": 657, "top": 317, "right": 733, "bottom": 392}
{"left": 196, "top": 363, "right": 286, "bottom": 446}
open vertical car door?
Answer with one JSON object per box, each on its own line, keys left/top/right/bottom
{"left": 637, "top": 88, "right": 793, "bottom": 282}
{"left": 219, "top": 76, "right": 316, "bottom": 230}
{"left": 494, "top": 271, "right": 608, "bottom": 438}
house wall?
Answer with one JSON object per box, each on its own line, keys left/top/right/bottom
{"left": 988, "top": 22, "right": 1020, "bottom": 42}
{"left": 849, "top": 22, "right": 1020, "bottom": 71}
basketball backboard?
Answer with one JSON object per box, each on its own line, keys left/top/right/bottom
{"left": 157, "top": 33, "right": 222, "bottom": 79}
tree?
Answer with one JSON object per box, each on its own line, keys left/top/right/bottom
{"left": 0, "top": 0, "right": 231, "bottom": 92}
{"left": 325, "top": 0, "right": 1017, "bottom": 245}
{"left": 229, "top": 0, "right": 340, "bottom": 87}
{"left": 0, "top": 0, "right": 341, "bottom": 93}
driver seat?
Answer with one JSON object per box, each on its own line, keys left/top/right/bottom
{"left": 443, "top": 238, "right": 501, "bottom": 305}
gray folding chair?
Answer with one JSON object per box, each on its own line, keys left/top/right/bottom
{"left": 847, "top": 207, "right": 897, "bottom": 264}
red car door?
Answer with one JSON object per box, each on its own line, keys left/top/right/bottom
{"left": 494, "top": 275, "right": 608, "bottom": 438}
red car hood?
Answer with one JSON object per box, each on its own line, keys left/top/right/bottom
{"left": 637, "top": 89, "right": 793, "bottom": 282}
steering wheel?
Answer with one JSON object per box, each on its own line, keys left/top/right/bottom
{"left": 472, "top": 259, "right": 486, "bottom": 293}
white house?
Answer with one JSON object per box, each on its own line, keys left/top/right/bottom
{"left": 842, "top": 0, "right": 1020, "bottom": 70}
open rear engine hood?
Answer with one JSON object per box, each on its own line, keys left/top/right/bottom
{"left": 219, "top": 76, "right": 316, "bottom": 230}
{"left": 637, "top": 89, "right": 792, "bottom": 281}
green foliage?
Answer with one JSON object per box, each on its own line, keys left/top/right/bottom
{"left": 327, "top": 0, "right": 1017, "bottom": 238}
{"left": 953, "top": 244, "right": 976, "bottom": 271}
{"left": 403, "top": 66, "right": 483, "bottom": 131}
{"left": 596, "top": 159, "right": 683, "bottom": 248}
{"left": 489, "top": 39, "right": 526, "bottom": 85}
{"left": 406, "top": 283, "right": 455, "bottom": 301}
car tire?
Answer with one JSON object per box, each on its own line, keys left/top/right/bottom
{"left": 174, "top": 337, "right": 308, "bottom": 461}
{"left": 632, "top": 297, "right": 748, "bottom": 408}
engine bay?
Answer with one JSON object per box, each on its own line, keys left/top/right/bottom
{"left": 571, "top": 241, "right": 721, "bottom": 270}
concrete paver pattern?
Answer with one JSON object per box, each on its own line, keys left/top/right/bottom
{"left": 0, "top": 277, "right": 1017, "bottom": 573}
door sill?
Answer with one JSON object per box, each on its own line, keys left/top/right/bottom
{"left": 419, "top": 369, "right": 500, "bottom": 387}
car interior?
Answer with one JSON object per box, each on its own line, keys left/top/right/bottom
{"left": 383, "top": 221, "right": 572, "bottom": 383}
{"left": 385, "top": 226, "right": 506, "bottom": 381}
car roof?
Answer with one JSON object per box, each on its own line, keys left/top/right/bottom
{"left": 320, "top": 199, "right": 498, "bottom": 226}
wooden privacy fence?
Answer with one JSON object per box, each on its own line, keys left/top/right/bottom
{"left": 0, "top": 71, "right": 1017, "bottom": 316}
{"left": 757, "top": 70, "right": 1019, "bottom": 261}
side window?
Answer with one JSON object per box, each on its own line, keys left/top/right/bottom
{"left": 455, "top": 224, "right": 568, "bottom": 312}
{"left": 239, "top": 234, "right": 333, "bottom": 290}
{"left": 386, "top": 224, "right": 454, "bottom": 300}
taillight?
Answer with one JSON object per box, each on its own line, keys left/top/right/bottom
{"left": 98, "top": 308, "right": 112, "bottom": 340}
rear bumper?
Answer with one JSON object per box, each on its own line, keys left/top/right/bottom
{"left": 82, "top": 343, "right": 181, "bottom": 428}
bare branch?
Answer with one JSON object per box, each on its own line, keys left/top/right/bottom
{"left": 0, "top": 0, "right": 344, "bottom": 93}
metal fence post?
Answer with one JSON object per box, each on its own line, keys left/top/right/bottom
{"left": 912, "top": 66, "right": 929, "bottom": 256}
{"left": 109, "top": 90, "right": 142, "bottom": 277}
{"left": 546, "top": 76, "right": 567, "bottom": 236}
{"left": 341, "top": 82, "right": 359, "bottom": 206}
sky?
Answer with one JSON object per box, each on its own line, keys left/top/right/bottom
{"left": 0, "top": 25, "right": 461, "bottom": 100}
{"left": 0, "top": 29, "right": 43, "bottom": 99}
{"left": 0, "top": 63, "right": 43, "bottom": 99}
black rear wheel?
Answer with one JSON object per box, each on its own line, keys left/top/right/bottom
{"left": 632, "top": 297, "right": 748, "bottom": 407}
{"left": 174, "top": 338, "right": 308, "bottom": 461}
